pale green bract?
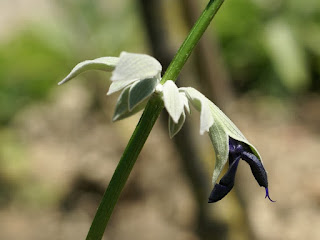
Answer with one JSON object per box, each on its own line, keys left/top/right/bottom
{"left": 111, "top": 52, "right": 162, "bottom": 83}
{"left": 59, "top": 52, "right": 162, "bottom": 121}
{"left": 162, "top": 80, "right": 184, "bottom": 123}
{"left": 60, "top": 52, "right": 263, "bottom": 187}
{"left": 128, "top": 77, "right": 159, "bottom": 111}
{"left": 168, "top": 111, "right": 186, "bottom": 139}
{"left": 112, "top": 86, "right": 148, "bottom": 121}
{"left": 108, "top": 52, "right": 162, "bottom": 95}
{"left": 58, "top": 57, "right": 119, "bottom": 85}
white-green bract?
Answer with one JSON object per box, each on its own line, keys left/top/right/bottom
{"left": 60, "top": 52, "right": 263, "bottom": 187}
{"left": 59, "top": 52, "right": 162, "bottom": 121}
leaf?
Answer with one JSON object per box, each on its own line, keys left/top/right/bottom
{"left": 128, "top": 77, "right": 158, "bottom": 111}
{"left": 168, "top": 111, "right": 186, "bottom": 139}
{"left": 58, "top": 57, "right": 119, "bottom": 85}
{"left": 111, "top": 52, "right": 162, "bottom": 83}
{"left": 208, "top": 121, "right": 229, "bottom": 185}
{"left": 162, "top": 80, "right": 184, "bottom": 123}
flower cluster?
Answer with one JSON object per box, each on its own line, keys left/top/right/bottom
{"left": 60, "top": 52, "right": 274, "bottom": 203}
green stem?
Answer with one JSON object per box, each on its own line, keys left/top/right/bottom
{"left": 160, "top": 0, "right": 224, "bottom": 84}
{"left": 86, "top": 0, "right": 225, "bottom": 239}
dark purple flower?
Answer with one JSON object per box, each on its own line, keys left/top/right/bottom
{"left": 208, "top": 137, "right": 275, "bottom": 203}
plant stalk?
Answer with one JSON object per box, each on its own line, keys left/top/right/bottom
{"left": 86, "top": 0, "right": 225, "bottom": 239}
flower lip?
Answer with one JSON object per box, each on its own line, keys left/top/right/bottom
{"left": 208, "top": 137, "right": 275, "bottom": 203}
{"left": 208, "top": 156, "right": 240, "bottom": 203}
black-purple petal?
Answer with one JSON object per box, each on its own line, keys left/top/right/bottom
{"left": 240, "top": 151, "right": 268, "bottom": 188}
{"left": 208, "top": 183, "right": 233, "bottom": 203}
{"left": 209, "top": 137, "right": 275, "bottom": 203}
{"left": 241, "top": 151, "right": 275, "bottom": 202}
{"left": 228, "top": 137, "right": 249, "bottom": 163}
{"left": 208, "top": 156, "right": 240, "bottom": 203}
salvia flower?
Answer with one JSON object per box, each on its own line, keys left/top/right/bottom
{"left": 208, "top": 137, "right": 275, "bottom": 203}
{"left": 164, "top": 86, "right": 274, "bottom": 203}
{"left": 60, "top": 53, "right": 274, "bottom": 203}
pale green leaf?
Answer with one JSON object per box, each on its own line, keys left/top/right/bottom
{"left": 58, "top": 57, "right": 119, "bottom": 85}
{"left": 168, "top": 111, "right": 186, "bottom": 139}
{"left": 163, "top": 80, "right": 184, "bottom": 123}
{"left": 111, "top": 52, "right": 162, "bottom": 83}
{"left": 128, "top": 77, "right": 158, "bottom": 111}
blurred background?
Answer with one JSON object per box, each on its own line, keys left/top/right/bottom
{"left": 0, "top": 0, "right": 319, "bottom": 239}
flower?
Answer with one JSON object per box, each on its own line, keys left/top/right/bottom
{"left": 208, "top": 137, "right": 275, "bottom": 203}
{"left": 60, "top": 53, "right": 274, "bottom": 204}
{"left": 174, "top": 87, "right": 274, "bottom": 203}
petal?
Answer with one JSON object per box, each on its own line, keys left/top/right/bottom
{"left": 58, "top": 57, "right": 119, "bottom": 85}
{"left": 240, "top": 151, "right": 268, "bottom": 188}
{"left": 111, "top": 52, "right": 162, "bottom": 82}
{"left": 219, "top": 156, "right": 240, "bottom": 186}
{"left": 208, "top": 183, "right": 232, "bottom": 203}
{"left": 208, "top": 157, "right": 240, "bottom": 203}
{"left": 229, "top": 137, "right": 250, "bottom": 162}
{"left": 230, "top": 139, "right": 275, "bottom": 202}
